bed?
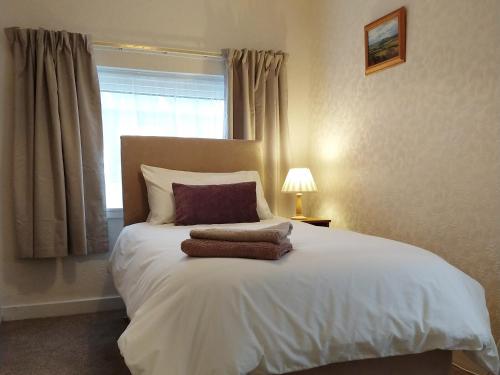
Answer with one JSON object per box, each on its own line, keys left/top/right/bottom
{"left": 110, "top": 136, "right": 499, "bottom": 375}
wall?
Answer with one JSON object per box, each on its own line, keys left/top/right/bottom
{"left": 307, "top": 0, "right": 500, "bottom": 343}
{"left": 0, "top": 0, "right": 313, "bottom": 317}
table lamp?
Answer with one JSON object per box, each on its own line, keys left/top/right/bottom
{"left": 281, "top": 168, "right": 318, "bottom": 219}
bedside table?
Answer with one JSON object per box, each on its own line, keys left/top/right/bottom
{"left": 292, "top": 217, "right": 331, "bottom": 228}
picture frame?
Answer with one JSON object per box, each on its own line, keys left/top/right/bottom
{"left": 364, "top": 7, "right": 406, "bottom": 75}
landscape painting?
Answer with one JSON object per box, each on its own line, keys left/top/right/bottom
{"left": 365, "top": 7, "right": 406, "bottom": 75}
{"left": 368, "top": 18, "right": 399, "bottom": 65}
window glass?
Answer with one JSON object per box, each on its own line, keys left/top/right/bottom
{"left": 98, "top": 67, "right": 225, "bottom": 208}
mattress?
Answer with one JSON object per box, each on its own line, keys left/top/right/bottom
{"left": 109, "top": 217, "right": 499, "bottom": 375}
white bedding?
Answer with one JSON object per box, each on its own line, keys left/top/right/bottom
{"left": 109, "top": 218, "right": 499, "bottom": 375}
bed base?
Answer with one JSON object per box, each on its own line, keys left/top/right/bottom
{"left": 278, "top": 350, "right": 452, "bottom": 375}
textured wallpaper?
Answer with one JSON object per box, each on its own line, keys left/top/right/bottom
{"left": 307, "top": 0, "right": 500, "bottom": 340}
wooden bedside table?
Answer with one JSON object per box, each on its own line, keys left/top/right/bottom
{"left": 292, "top": 217, "right": 331, "bottom": 228}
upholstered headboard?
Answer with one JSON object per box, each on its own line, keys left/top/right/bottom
{"left": 120, "top": 136, "right": 264, "bottom": 226}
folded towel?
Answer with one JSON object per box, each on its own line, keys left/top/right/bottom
{"left": 189, "top": 222, "right": 293, "bottom": 244}
{"left": 181, "top": 238, "right": 293, "bottom": 260}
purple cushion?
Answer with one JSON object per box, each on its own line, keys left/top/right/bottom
{"left": 172, "top": 182, "right": 260, "bottom": 225}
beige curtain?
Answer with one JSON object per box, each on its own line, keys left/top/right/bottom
{"left": 224, "top": 49, "right": 290, "bottom": 214}
{"left": 5, "top": 27, "right": 108, "bottom": 258}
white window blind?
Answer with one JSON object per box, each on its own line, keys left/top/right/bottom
{"left": 98, "top": 67, "right": 226, "bottom": 209}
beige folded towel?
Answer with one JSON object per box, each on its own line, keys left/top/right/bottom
{"left": 181, "top": 238, "right": 293, "bottom": 260}
{"left": 189, "top": 222, "right": 293, "bottom": 245}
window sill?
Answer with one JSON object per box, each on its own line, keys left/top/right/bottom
{"left": 106, "top": 208, "right": 124, "bottom": 219}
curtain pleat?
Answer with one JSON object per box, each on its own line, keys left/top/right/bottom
{"left": 224, "top": 49, "right": 291, "bottom": 215}
{"left": 5, "top": 27, "right": 108, "bottom": 258}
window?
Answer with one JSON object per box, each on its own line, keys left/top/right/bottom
{"left": 98, "top": 67, "right": 226, "bottom": 209}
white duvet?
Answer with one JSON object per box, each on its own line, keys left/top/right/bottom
{"left": 109, "top": 218, "right": 499, "bottom": 375}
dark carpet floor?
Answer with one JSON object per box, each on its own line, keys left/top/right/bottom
{"left": 0, "top": 310, "right": 469, "bottom": 375}
{"left": 0, "top": 310, "right": 131, "bottom": 375}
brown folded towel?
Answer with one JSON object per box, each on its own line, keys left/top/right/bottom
{"left": 181, "top": 238, "right": 293, "bottom": 260}
{"left": 189, "top": 222, "right": 293, "bottom": 244}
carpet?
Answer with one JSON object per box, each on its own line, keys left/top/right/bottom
{"left": 0, "top": 310, "right": 131, "bottom": 375}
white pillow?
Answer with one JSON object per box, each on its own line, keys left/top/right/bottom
{"left": 141, "top": 165, "right": 273, "bottom": 224}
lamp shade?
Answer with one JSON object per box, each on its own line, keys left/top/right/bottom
{"left": 281, "top": 168, "right": 318, "bottom": 193}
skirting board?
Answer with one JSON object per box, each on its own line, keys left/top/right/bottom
{"left": 0, "top": 295, "right": 125, "bottom": 322}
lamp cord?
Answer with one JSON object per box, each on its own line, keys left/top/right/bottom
{"left": 452, "top": 361, "right": 483, "bottom": 375}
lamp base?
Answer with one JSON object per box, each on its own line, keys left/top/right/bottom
{"left": 292, "top": 193, "right": 305, "bottom": 220}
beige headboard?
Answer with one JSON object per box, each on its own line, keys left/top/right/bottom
{"left": 120, "top": 136, "right": 264, "bottom": 226}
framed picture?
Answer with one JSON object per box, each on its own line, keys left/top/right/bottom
{"left": 364, "top": 7, "right": 406, "bottom": 75}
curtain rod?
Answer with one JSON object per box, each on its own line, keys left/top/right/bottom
{"left": 93, "top": 40, "right": 223, "bottom": 59}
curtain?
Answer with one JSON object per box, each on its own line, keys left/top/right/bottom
{"left": 224, "top": 49, "right": 290, "bottom": 215}
{"left": 5, "top": 27, "right": 108, "bottom": 258}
